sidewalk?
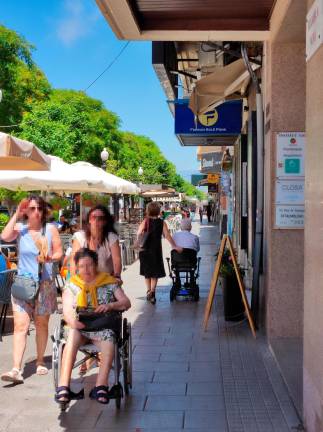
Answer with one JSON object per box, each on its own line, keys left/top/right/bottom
{"left": 0, "top": 221, "right": 303, "bottom": 431}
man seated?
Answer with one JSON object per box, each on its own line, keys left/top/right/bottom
{"left": 57, "top": 215, "right": 70, "bottom": 233}
{"left": 172, "top": 218, "right": 200, "bottom": 252}
{"left": 172, "top": 219, "right": 199, "bottom": 288}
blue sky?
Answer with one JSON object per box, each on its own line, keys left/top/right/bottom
{"left": 1, "top": 0, "right": 198, "bottom": 173}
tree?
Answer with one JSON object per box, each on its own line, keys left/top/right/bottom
{"left": 19, "top": 89, "right": 121, "bottom": 164}
{"left": 0, "top": 25, "right": 51, "bottom": 128}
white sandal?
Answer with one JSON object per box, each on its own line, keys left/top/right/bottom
{"left": 1, "top": 368, "right": 24, "bottom": 384}
{"left": 36, "top": 364, "right": 48, "bottom": 376}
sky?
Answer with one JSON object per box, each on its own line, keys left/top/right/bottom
{"left": 0, "top": 0, "right": 199, "bottom": 174}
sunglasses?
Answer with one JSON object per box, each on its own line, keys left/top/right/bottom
{"left": 90, "top": 215, "right": 105, "bottom": 221}
{"left": 28, "top": 206, "right": 43, "bottom": 212}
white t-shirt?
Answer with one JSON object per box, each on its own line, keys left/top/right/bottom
{"left": 172, "top": 231, "right": 200, "bottom": 252}
{"left": 73, "top": 230, "right": 119, "bottom": 274}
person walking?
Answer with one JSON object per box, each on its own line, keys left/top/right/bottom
{"left": 137, "top": 202, "right": 181, "bottom": 304}
{"left": 198, "top": 205, "right": 203, "bottom": 224}
{"left": 70, "top": 204, "right": 122, "bottom": 374}
{"left": 1, "top": 195, "right": 62, "bottom": 384}
{"left": 71, "top": 205, "right": 122, "bottom": 282}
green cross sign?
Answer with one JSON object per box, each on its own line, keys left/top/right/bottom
{"left": 285, "top": 158, "right": 300, "bottom": 174}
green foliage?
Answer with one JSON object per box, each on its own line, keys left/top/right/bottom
{"left": 49, "top": 195, "right": 70, "bottom": 210}
{"left": 0, "top": 25, "right": 51, "bottom": 128}
{"left": 1, "top": 24, "right": 201, "bottom": 199}
{"left": 0, "top": 212, "right": 9, "bottom": 231}
{"left": 0, "top": 188, "right": 28, "bottom": 215}
{"left": 19, "top": 89, "right": 120, "bottom": 164}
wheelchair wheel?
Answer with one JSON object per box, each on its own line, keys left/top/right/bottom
{"left": 122, "top": 318, "right": 132, "bottom": 395}
{"left": 52, "top": 327, "right": 65, "bottom": 390}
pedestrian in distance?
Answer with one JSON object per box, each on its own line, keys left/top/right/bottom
{"left": 137, "top": 202, "right": 181, "bottom": 304}
{"left": 198, "top": 206, "right": 203, "bottom": 224}
{"left": 1, "top": 195, "right": 62, "bottom": 384}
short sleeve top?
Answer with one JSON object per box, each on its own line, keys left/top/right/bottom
{"left": 73, "top": 230, "right": 119, "bottom": 274}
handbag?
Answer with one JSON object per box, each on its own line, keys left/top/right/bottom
{"left": 11, "top": 226, "right": 45, "bottom": 302}
{"left": 77, "top": 307, "right": 121, "bottom": 334}
{"left": 134, "top": 218, "right": 150, "bottom": 251}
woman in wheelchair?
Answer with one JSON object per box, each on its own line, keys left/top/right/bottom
{"left": 55, "top": 248, "right": 131, "bottom": 405}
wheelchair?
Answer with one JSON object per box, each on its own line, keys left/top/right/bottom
{"left": 52, "top": 312, "right": 132, "bottom": 411}
{"left": 166, "top": 248, "right": 201, "bottom": 302}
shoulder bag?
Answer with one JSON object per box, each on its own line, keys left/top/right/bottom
{"left": 134, "top": 218, "right": 150, "bottom": 251}
{"left": 11, "top": 225, "right": 45, "bottom": 303}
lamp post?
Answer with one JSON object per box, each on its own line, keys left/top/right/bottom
{"left": 138, "top": 166, "right": 144, "bottom": 212}
{"left": 100, "top": 147, "right": 109, "bottom": 170}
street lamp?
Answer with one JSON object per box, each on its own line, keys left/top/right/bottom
{"left": 100, "top": 147, "right": 109, "bottom": 170}
{"left": 138, "top": 166, "right": 144, "bottom": 211}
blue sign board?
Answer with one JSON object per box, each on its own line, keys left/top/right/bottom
{"left": 175, "top": 99, "right": 242, "bottom": 136}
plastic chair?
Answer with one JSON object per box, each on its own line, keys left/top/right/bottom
{"left": 0, "top": 269, "right": 16, "bottom": 341}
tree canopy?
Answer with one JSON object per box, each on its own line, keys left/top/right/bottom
{"left": 0, "top": 25, "right": 203, "bottom": 199}
{"left": 0, "top": 25, "right": 51, "bottom": 127}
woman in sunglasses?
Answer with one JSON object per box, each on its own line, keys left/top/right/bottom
{"left": 1, "top": 195, "right": 62, "bottom": 384}
{"left": 70, "top": 205, "right": 122, "bottom": 374}
{"left": 71, "top": 205, "right": 122, "bottom": 282}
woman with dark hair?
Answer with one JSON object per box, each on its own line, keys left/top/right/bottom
{"left": 56, "top": 248, "right": 130, "bottom": 405}
{"left": 71, "top": 205, "right": 122, "bottom": 281}
{"left": 70, "top": 205, "right": 122, "bottom": 374}
{"left": 137, "top": 202, "right": 181, "bottom": 304}
{"left": 1, "top": 195, "right": 62, "bottom": 384}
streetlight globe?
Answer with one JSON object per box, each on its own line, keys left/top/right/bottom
{"left": 138, "top": 166, "right": 143, "bottom": 176}
{"left": 100, "top": 147, "right": 109, "bottom": 162}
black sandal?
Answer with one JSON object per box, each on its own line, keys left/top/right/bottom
{"left": 55, "top": 386, "right": 84, "bottom": 406}
{"left": 150, "top": 292, "right": 156, "bottom": 304}
{"left": 89, "top": 385, "right": 110, "bottom": 404}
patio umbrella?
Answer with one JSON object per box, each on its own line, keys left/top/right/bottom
{"left": 0, "top": 133, "right": 51, "bottom": 171}
{"left": 71, "top": 161, "right": 140, "bottom": 195}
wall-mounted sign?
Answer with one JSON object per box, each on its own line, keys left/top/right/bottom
{"left": 175, "top": 100, "right": 242, "bottom": 136}
{"left": 275, "top": 179, "right": 304, "bottom": 205}
{"left": 275, "top": 132, "right": 305, "bottom": 229}
{"left": 220, "top": 172, "right": 231, "bottom": 194}
{"left": 306, "top": 0, "right": 323, "bottom": 61}
{"left": 207, "top": 173, "right": 220, "bottom": 184}
{"left": 275, "top": 205, "right": 304, "bottom": 229}
{"left": 191, "top": 174, "right": 207, "bottom": 186}
{"left": 200, "top": 152, "right": 222, "bottom": 173}
{"left": 276, "top": 132, "right": 305, "bottom": 178}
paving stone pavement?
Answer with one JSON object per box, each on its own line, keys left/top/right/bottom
{"left": 0, "top": 220, "right": 303, "bottom": 431}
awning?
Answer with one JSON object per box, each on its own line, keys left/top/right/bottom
{"left": 189, "top": 59, "right": 259, "bottom": 116}
{"left": 0, "top": 133, "right": 51, "bottom": 171}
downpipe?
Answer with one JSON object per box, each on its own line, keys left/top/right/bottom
{"left": 241, "top": 43, "right": 264, "bottom": 327}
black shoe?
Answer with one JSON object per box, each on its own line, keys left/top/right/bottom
{"left": 150, "top": 292, "right": 156, "bottom": 304}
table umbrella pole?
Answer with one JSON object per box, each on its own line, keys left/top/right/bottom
{"left": 80, "top": 193, "right": 83, "bottom": 229}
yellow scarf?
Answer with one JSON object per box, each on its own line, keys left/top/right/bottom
{"left": 71, "top": 272, "right": 117, "bottom": 308}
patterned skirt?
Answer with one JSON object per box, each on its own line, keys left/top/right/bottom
{"left": 12, "top": 279, "right": 57, "bottom": 316}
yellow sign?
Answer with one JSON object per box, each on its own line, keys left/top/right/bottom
{"left": 207, "top": 174, "right": 220, "bottom": 184}
{"left": 198, "top": 110, "right": 218, "bottom": 127}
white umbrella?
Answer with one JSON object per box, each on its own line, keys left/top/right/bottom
{"left": 0, "top": 155, "right": 112, "bottom": 193}
{"left": 71, "top": 161, "right": 140, "bottom": 195}
{"left": 0, "top": 133, "right": 51, "bottom": 171}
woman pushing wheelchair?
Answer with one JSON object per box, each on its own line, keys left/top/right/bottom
{"left": 55, "top": 248, "right": 131, "bottom": 406}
